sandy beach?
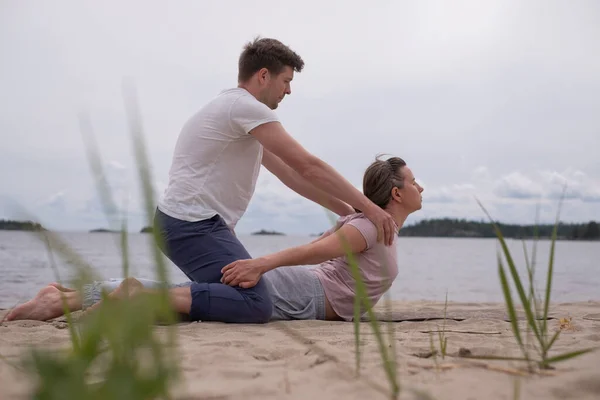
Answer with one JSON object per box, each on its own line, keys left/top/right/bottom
{"left": 1, "top": 300, "right": 599, "bottom": 400}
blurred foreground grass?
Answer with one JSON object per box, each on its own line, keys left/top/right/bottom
{"left": 16, "top": 81, "right": 180, "bottom": 400}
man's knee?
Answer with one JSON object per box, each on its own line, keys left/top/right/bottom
{"left": 249, "top": 294, "right": 273, "bottom": 324}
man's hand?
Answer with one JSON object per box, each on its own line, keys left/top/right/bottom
{"left": 362, "top": 204, "right": 397, "bottom": 246}
{"left": 220, "top": 258, "right": 268, "bottom": 288}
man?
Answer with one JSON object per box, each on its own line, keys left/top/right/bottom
{"left": 154, "top": 37, "right": 396, "bottom": 323}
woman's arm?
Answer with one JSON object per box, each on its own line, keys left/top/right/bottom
{"left": 262, "top": 223, "right": 367, "bottom": 272}
{"left": 220, "top": 224, "right": 368, "bottom": 288}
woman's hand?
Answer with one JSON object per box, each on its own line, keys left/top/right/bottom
{"left": 220, "top": 258, "right": 269, "bottom": 288}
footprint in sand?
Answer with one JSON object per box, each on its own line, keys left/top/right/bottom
{"left": 583, "top": 333, "right": 600, "bottom": 342}
{"left": 201, "top": 340, "right": 252, "bottom": 348}
{"left": 553, "top": 375, "right": 600, "bottom": 398}
{"left": 251, "top": 348, "right": 306, "bottom": 362}
{"left": 218, "top": 369, "right": 261, "bottom": 379}
{"left": 583, "top": 313, "right": 600, "bottom": 321}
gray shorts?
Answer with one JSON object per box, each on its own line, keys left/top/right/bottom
{"left": 262, "top": 266, "right": 326, "bottom": 321}
{"left": 82, "top": 278, "right": 192, "bottom": 310}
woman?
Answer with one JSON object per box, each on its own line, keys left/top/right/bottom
{"left": 5, "top": 156, "right": 423, "bottom": 323}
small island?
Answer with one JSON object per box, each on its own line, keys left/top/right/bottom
{"left": 0, "top": 219, "right": 45, "bottom": 231}
{"left": 251, "top": 229, "right": 285, "bottom": 236}
{"left": 89, "top": 228, "right": 119, "bottom": 233}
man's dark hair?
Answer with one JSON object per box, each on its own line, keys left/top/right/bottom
{"left": 238, "top": 37, "right": 304, "bottom": 82}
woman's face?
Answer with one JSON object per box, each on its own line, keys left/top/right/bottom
{"left": 397, "top": 166, "right": 424, "bottom": 212}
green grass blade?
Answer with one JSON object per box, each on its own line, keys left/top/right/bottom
{"left": 42, "top": 232, "right": 62, "bottom": 285}
{"left": 324, "top": 211, "right": 364, "bottom": 380}
{"left": 542, "top": 348, "right": 595, "bottom": 366}
{"left": 521, "top": 240, "right": 537, "bottom": 314}
{"left": 521, "top": 239, "right": 534, "bottom": 351}
{"left": 461, "top": 355, "right": 530, "bottom": 362}
{"left": 531, "top": 202, "right": 540, "bottom": 300}
{"left": 429, "top": 333, "right": 437, "bottom": 364}
{"left": 542, "top": 187, "right": 566, "bottom": 343}
{"left": 348, "top": 251, "right": 398, "bottom": 396}
{"left": 358, "top": 296, "right": 399, "bottom": 397}
{"left": 513, "top": 377, "right": 521, "bottom": 400}
{"left": 15, "top": 85, "right": 182, "bottom": 400}
{"left": 120, "top": 219, "right": 130, "bottom": 298}
{"left": 122, "top": 82, "right": 170, "bottom": 288}
{"left": 544, "top": 330, "right": 561, "bottom": 353}
{"left": 330, "top": 221, "right": 399, "bottom": 397}
{"left": 385, "top": 293, "right": 398, "bottom": 376}
{"left": 379, "top": 249, "right": 398, "bottom": 378}
{"left": 541, "top": 225, "right": 557, "bottom": 343}
{"left": 353, "top": 290, "right": 361, "bottom": 376}
{"left": 497, "top": 230, "right": 542, "bottom": 344}
{"left": 477, "top": 199, "right": 543, "bottom": 346}
{"left": 324, "top": 211, "right": 363, "bottom": 377}
{"left": 531, "top": 203, "right": 543, "bottom": 334}
{"left": 122, "top": 81, "right": 171, "bottom": 309}
{"left": 498, "top": 257, "right": 524, "bottom": 352}
{"left": 119, "top": 189, "right": 131, "bottom": 283}
{"left": 121, "top": 80, "right": 179, "bottom": 384}
{"left": 437, "top": 292, "right": 448, "bottom": 358}
{"left": 78, "top": 112, "right": 122, "bottom": 235}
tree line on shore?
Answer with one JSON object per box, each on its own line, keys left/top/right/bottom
{"left": 0, "top": 219, "right": 45, "bottom": 231}
{"left": 2, "top": 218, "right": 599, "bottom": 240}
{"left": 397, "top": 218, "right": 600, "bottom": 240}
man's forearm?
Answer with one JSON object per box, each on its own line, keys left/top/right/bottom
{"left": 294, "top": 179, "right": 354, "bottom": 217}
{"left": 275, "top": 159, "right": 354, "bottom": 216}
{"left": 300, "top": 157, "right": 374, "bottom": 214}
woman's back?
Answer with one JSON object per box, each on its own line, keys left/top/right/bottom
{"left": 312, "top": 213, "right": 399, "bottom": 321}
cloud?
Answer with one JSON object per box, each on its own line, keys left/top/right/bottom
{"left": 582, "top": 193, "right": 600, "bottom": 203}
{"left": 493, "top": 172, "right": 543, "bottom": 200}
{"left": 471, "top": 166, "right": 492, "bottom": 182}
{"left": 38, "top": 191, "right": 68, "bottom": 214}
{"left": 1, "top": 1, "right": 598, "bottom": 233}
{"left": 424, "top": 184, "right": 477, "bottom": 204}
{"left": 415, "top": 165, "right": 600, "bottom": 225}
{"left": 527, "top": 169, "right": 600, "bottom": 203}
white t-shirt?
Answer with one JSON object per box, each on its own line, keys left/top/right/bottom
{"left": 158, "top": 88, "right": 279, "bottom": 230}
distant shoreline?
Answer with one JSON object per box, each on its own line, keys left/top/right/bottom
{"left": 2, "top": 218, "right": 599, "bottom": 241}
{"left": 0, "top": 219, "right": 44, "bottom": 231}
{"left": 397, "top": 218, "right": 600, "bottom": 241}
{"left": 251, "top": 229, "right": 285, "bottom": 236}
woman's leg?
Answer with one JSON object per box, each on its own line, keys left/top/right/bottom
{"left": 5, "top": 284, "right": 83, "bottom": 321}
{"left": 5, "top": 278, "right": 187, "bottom": 322}
{"left": 260, "top": 267, "right": 327, "bottom": 321}
{"left": 154, "top": 209, "right": 273, "bottom": 323}
{"left": 83, "top": 278, "right": 272, "bottom": 324}
{"left": 81, "top": 278, "right": 188, "bottom": 310}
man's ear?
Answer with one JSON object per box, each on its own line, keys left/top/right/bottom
{"left": 258, "top": 68, "right": 270, "bottom": 84}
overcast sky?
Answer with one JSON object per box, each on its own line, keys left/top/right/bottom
{"left": 1, "top": 0, "right": 599, "bottom": 235}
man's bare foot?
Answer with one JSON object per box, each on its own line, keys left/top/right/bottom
{"left": 85, "top": 277, "right": 145, "bottom": 314}
{"left": 48, "top": 282, "right": 76, "bottom": 292}
{"left": 5, "top": 285, "right": 72, "bottom": 321}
